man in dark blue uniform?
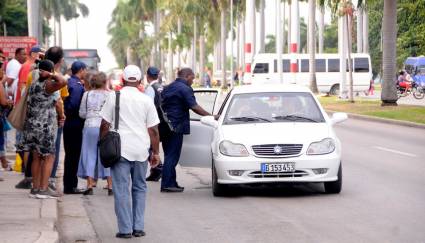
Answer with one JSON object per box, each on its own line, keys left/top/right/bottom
{"left": 63, "top": 61, "right": 86, "bottom": 194}
{"left": 160, "top": 68, "right": 211, "bottom": 192}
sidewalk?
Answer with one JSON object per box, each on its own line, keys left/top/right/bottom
{"left": 0, "top": 170, "right": 59, "bottom": 243}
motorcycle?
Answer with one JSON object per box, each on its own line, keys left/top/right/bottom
{"left": 412, "top": 81, "right": 425, "bottom": 99}
{"left": 396, "top": 81, "right": 412, "bottom": 98}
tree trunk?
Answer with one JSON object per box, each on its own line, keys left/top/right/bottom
{"left": 240, "top": 17, "right": 245, "bottom": 71}
{"left": 58, "top": 17, "right": 62, "bottom": 47}
{"left": 167, "top": 32, "right": 173, "bottom": 82}
{"left": 236, "top": 18, "right": 240, "bottom": 69}
{"left": 193, "top": 17, "right": 197, "bottom": 74}
{"left": 287, "top": 1, "right": 292, "bottom": 53}
{"left": 276, "top": 0, "right": 283, "bottom": 83}
{"left": 282, "top": 1, "right": 286, "bottom": 54}
{"left": 53, "top": 17, "right": 57, "bottom": 46}
{"left": 221, "top": 10, "right": 227, "bottom": 88}
{"left": 308, "top": 0, "right": 318, "bottom": 93}
{"left": 139, "top": 25, "right": 145, "bottom": 73}
{"left": 259, "top": 0, "right": 265, "bottom": 53}
{"left": 381, "top": 0, "right": 398, "bottom": 105}
{"left": 363, "top": 6, "right": 369, "bottom": 53}
{"left": 177, "top": 17, "right": 182, "bottom": 68}
{"left": 346, "top": 15, "right": 354, "bottom": 102}
{"left": 318, "top": 6, "right": 324, "bottom": 53}
{"left": 338, "top": 16, "right": 347, "bottom": 98}
{"left": 126, "top": 46, "right": 132, "bottom": 66}
{"left": 199, "top": 34, "right": 205, "bottom": 85}
{"left": 154, "top": 10, "right": 160, "bottom": 67}
{"left": 356, "top": 6, "right": 363, "bottom": 53}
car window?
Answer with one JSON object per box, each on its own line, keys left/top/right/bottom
{"left": 328, "top": 59, "right": 340, "bottom": 72}
{"left": 253, "top": 63, "right": 269, "bottom": 74}
{"left": 190, "top": 91, "right": 218, "bottom": 121}
{"left": 223, "top": 92, "right": 325, "bottom": 124}
{"left": 316, "top": 59, "right": 326, "bottom": 72}
{"left": 354, "top": 58, "right": 369, "bottom": 72}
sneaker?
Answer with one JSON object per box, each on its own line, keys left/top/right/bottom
{"left": 36, "top": 188, "right": 61, "bottom": 199}
{"left": 15, "top": 178, "right": 32, "bottom": 189}
{"left": 29, "top": 189, "right": 39, "bottom": 198}
{"left": 48, "top": 181, "right": 57, "bottom": 191}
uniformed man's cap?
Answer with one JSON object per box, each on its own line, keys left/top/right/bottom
{"left": 147, "top": 67, "right": 159, "bottom": 77}
{"left": 123, "top": 65, "right": 142, "bottom": 82}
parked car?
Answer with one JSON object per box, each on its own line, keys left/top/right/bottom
{"left": 179, "top": 84, "right": 348, "bottom": 196}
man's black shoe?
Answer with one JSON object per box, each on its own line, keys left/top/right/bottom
{"left": 116, "top": 233, "right": 132, "bottom": 239}
{"left": 146, "top": 171, "right": 162, "bottom": 181}
{"left": 132, "top": 230, "right": 146, "bottom": 237}
{"left": 161, "top": 187, "right": 184, "bottom": 193}
{"left": 15, "top": 178, "right": 32, "bottom": 189}
{"left": 64, "top": 188, "right": 85, "bottom": 194}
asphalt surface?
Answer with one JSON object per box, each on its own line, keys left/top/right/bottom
{"left": 78, "top": 118, "right": 425, "bottom": 243}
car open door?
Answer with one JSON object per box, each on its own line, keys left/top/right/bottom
{"left": 179, "top": 89, "right": 219, "bottom": 168}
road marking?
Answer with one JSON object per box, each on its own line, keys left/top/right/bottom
{"left": 373, "top": 146, "right": 417, "bottom": 158}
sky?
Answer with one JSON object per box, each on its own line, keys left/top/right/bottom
{"left": 56, "top": 0, "right": 333, "bottom": 71}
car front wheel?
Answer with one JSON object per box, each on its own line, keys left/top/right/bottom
{"left": 212, "top": 161, "right": 228, "bottom": 197}
{"left": 324, "top": 163, "right": 342, "bottom": 194}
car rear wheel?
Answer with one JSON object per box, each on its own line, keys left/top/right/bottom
{"left": 212, "top": 161, "right": 228, "bottom": 197}
{"left": 324, "top": 163, "right": 342, "bottom": 194}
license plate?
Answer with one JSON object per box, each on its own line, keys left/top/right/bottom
{"left": 261, "top": 163, "right": 295, "bottom": 173}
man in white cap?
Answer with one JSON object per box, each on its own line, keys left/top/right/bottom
{"left": 100, "top": 65, "right": 160, "bottom": 239}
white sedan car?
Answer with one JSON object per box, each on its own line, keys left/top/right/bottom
{"left": 179, "top": 85, "right": 347, "bottom": 196}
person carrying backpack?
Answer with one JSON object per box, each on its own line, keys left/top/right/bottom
{"left": 144, "top": 67, "right": 166, "bottom": 181}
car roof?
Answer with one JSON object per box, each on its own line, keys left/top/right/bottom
{"left": 231, "top": 84, "right": 312, "bottom": 94}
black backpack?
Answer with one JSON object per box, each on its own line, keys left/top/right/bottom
{"left": 151, "top": 82, "right": 174, "bottom": 140}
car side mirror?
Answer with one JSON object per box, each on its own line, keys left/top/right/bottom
{"left": 331, "top": 112, "right": 348, "bottom": 125}
{"left": 200, "top": 116, "right": 218, "bottom": 129}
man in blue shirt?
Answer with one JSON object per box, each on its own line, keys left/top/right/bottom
{"left": 160, "top": 68, "right": 211, "bottom": 192}
{"left": 63, "top": 61, "right": 86, "bottom": 194}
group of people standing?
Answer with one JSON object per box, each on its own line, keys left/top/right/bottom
{"left": 1, "top": 45, "right": 213, "bottom": 239}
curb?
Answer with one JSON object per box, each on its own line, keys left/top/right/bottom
{"left": 327, "top": 110, "right": 425, "bottom": 129}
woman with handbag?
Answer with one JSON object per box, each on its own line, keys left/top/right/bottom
{"left": 19, "top": 60, "right": 67, "bottom": 198}
{"left": 77, "top": 72, "right": 112, "bottom": 196}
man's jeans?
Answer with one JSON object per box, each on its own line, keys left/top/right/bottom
{"left": 50, "top": 127, "right": 63, "bottom": 178}
{"left": 111, "top": 157, "right": 148, "bottom": 234}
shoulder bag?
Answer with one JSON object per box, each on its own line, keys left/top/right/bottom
{"left": 99, "top": 91, "right": 121, "bottom": 168}
{"left": 7, "top": 90, "right": 28, "bottom": 131}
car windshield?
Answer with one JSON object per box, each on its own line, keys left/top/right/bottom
{"left": 223, "top": 92, "right": 325, "bottom": 124}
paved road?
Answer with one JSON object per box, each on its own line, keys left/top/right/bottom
{"left": 78, "top": 118, "right": 425, "bottom": 243}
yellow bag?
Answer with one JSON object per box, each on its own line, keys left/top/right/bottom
{"left": 14, "top": 154, "right": 22, "bottom": 172}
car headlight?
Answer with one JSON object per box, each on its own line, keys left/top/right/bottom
{"left": 307, "top": 138, "right": 335, "bottom": 155}
{"left": 219, "top": 140, "right": 249, "bottom": 157}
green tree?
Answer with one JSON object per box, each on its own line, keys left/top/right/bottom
{"left": 0, "top": 0, "right": 28, "bottom": 36}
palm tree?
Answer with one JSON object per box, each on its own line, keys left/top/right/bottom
{"left": 42, "top": 0, "right": 89, "bottom": 46}
{"left": 318, "top": 3, "right": 325, "bottom": 53}
{"left": 381, "top": 0, "right": 398, "bottom": 105}
{"left": 259, "top": 0, "right": 265, "bottom": 53}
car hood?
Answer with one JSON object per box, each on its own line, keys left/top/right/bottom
{"left": 220, "top": 122, "right": 331, "bottom": 145}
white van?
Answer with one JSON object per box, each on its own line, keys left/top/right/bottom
{"left": 245, "top": 53, "right": 372, "bottom": 94}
